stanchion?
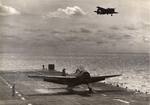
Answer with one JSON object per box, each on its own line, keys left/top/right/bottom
{"left": 12, "top": 84, "right": 15, "bottom": 96}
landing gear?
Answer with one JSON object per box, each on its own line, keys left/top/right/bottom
{"left": 87, "top": 84, "right": 94, "bottom": 93}
{"left": 67, "top": 86, "right": 74, "bottom": 93}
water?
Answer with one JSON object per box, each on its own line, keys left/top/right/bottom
{"left": 0, "top": 53, "right": 149, "bottom": 94}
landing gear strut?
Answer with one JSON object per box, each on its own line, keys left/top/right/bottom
{"left": 87, "top": 84, "right": 94, "bottom": 93}
{"left": 67, "top": 86, "right": 74, "bottom": 93}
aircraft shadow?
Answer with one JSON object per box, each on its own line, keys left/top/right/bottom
{"left": 27, "top": 89, "right": 122, "bottom": 97}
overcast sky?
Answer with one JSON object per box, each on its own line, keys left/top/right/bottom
{"left": 0, "top": 0, "right": 149, "bottom": 55}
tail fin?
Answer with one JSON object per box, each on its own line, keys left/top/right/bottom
{"left": 94, "top": 11, "right": 99, "bottom": 14}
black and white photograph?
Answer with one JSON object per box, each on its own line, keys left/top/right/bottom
{"left": 0, "top": 0, "right": 149, "bottom": 105}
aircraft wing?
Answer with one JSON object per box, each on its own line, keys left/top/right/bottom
{"left": 97, "top": 6, "right": 104, "bottom": 10}
{"left": 90, "top": 74, "right": 121, "bottom": 83}
{"left": 28, "top": 74, "right": 121, "bottom": 85}
{"left": 28, "top": 75, "right": 77, "bottom": 85}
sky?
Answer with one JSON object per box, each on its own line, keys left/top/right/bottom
{"left": 0, "top": 0, "right": 150, "bottom": 55}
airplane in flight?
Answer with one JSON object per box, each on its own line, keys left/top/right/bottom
{"left": 94, "top": 6, "right": 118, "bottom": 16}
{"left": 28, "top": 69, "right": 121, "bottom": 93}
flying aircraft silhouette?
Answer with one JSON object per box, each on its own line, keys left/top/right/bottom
{"left": 28, "top": 69, "right": 121, "bottom": 93}
{"left": 94, "top": 6, "right": 118, "bottom": 16}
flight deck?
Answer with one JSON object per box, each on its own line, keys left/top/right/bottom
{"left": 0, "top": 70, "right": 149, "bottom": 105}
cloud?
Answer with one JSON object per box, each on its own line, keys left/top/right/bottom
{"left": 123, "top": 34, "right": 132, "bottom": 39}
{"left": 106, "top": 33, "right": 132, "bottom": 41}
{"left": 0, "top": 3, "right": 20, "bottom": 16}
{"left": 141, "top": 22, "right": 150, "bottom": 29}
{"left": 96, "top": 41, "right": 106, "bottom": 45}
{"left": 51, "top": 29, "right": 65, "bottom": 34}
{"left": 143, "top": 36, "right": 150, "bottom": 43}
{"left": 80, "top": 27, "right": 91, "bottom": 33}
{"left": 65, "top": 36, "right": 90, "bottom": 42}
{"left": 109, "top": 26, "right": 120, "bottom": 30}
{"left": 69, "top": 27, "right": 91, "bottom": 34}
{"left": 124, "top": 25, "right": 138, "bottom": 30}
{"left": 46, "top": 6, "right": 86, "bottom": 18}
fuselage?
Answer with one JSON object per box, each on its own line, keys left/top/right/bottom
{"left": 94, "top": 7, "right": 118, "bottom": 16}
{"left": 74, "top": 70, "right": 91, "bottom": 84}
{"left": 44, "top": 70, "right": 91, "bottom": 87}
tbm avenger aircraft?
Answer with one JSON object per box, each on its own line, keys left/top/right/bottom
{"left": 28, "top": 69, "right": 121, "bottom": 93}
{"left": 94, "top": 6, "right": 118, "bottom": 16}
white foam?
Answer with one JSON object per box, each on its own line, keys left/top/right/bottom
{"left": 105, "top": 71, "right": 150, "bottom": 94}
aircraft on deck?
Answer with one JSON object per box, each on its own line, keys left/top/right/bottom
{"left": 94, "top": 6, "right": 118, "bottom": 16}
{"left": 28, "top": 69, "right": 121, "bottom": 93}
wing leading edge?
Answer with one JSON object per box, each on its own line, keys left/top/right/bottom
{"left": 28, "top": 75, "right": 77, "bottom": 85}
{"left": 28, "top": 74, "right": 121, "bottom": 85}
{"left": 90, "top": 74, "right": 121, "bottom": 83}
